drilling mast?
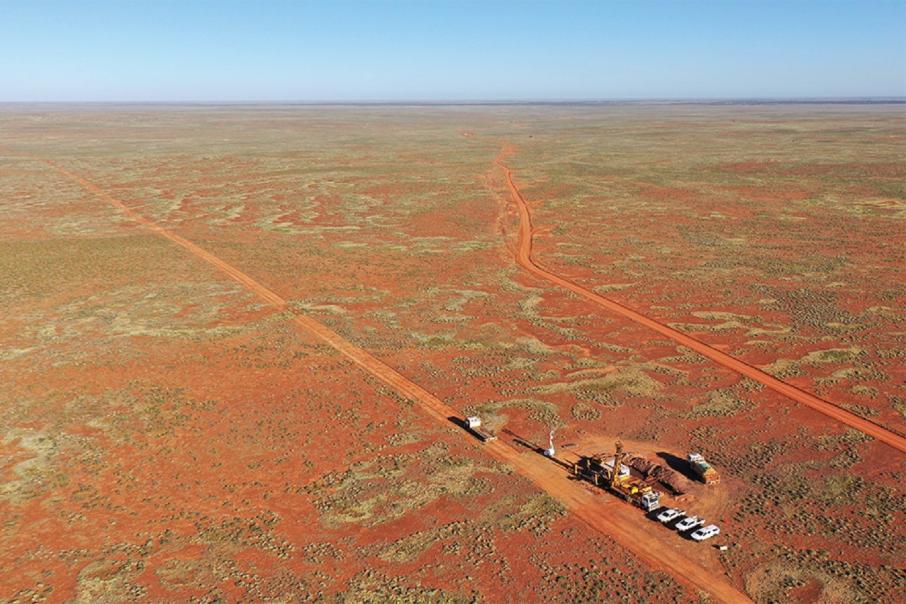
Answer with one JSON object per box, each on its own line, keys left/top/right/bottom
{"left": 611, "top": 439, "right": 626, "bottom": 489}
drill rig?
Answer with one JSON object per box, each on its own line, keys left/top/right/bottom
{"left": 572, "top": 440, "right": 661, "bottom": 512}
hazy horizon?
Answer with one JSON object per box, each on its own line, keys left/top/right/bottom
{"left": 2, "top": 96, "right": 905, "bottom": 108}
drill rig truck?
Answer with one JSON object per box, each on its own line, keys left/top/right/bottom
{"left": 572, "top": 440, "right": 662, "bottom": 512}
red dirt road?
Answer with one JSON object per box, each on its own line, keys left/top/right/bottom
{"left": 495, "top": 151, "right": 906, "bottom": 455}
{"left": 43, "top": 159, "right": 752, "bottom": 603}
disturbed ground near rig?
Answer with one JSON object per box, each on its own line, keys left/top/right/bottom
{"left": 1, "top": 105, "right": 904, "bottom": 603}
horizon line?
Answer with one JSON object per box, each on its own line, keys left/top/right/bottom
{"left": 1, "top": 96, "right": 905, "bottom": 107}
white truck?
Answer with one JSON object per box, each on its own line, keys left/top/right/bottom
{"left": 464, "top": 416, "right": 497, "bottom": 442}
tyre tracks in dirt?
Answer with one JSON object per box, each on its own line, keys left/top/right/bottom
{"left": 494, "top": 148, "right": 906, "bottom": 455}
{"left": 41, "top": 158, "right": 752, "bottom": 603}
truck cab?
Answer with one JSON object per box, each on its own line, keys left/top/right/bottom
{"left": 639, "top": 491, "right": 661, "bottom": 512}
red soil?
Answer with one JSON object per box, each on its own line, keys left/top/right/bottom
{"left": 494, "top": 147, "right": 906, "bottom": 454}
{"left": 43, "top": 159, "right": 752, "bottom": 603}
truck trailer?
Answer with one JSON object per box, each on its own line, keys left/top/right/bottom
{"left": 688, "top": 453, "right": 720, "bottom": 484}
{"left": 464, "top": 416, "right": 497, "bottom": 442}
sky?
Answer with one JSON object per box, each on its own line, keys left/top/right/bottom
{"left": 1, "top": 0, "right": 904, "bottom": 102}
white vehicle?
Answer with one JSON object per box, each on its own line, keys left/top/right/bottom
{"left": 675, "top": 515, "right": 705, "bottom": 532}
{"left": 463, "top": 416, "right": 497, "bottom": 442}
{"left": 691, "top": 524, "right": 721, "bottom": 542}
{"left": 657, "top": 508, "right": 684, "bottom": 523}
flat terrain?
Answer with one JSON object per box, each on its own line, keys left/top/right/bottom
{"left": 1, "top": 104, "right": 904, "bottom": 603}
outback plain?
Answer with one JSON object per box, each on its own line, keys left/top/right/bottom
{"left": 1, "top": 104, "right": 904, "bottom": 603}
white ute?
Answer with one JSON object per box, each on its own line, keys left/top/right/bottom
{"left": 657, "top": 508, "right": 684, "bottom": 523}
{"left": 691, "top": 524, "right": 721, "bottom": 542}
{"left": 675, "top": 515, "right": 705, "bottom": 532}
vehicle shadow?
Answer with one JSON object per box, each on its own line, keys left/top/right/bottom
{"left": 645, "top": 508, "right": 664, "bottom": 522}
{"left": 447, "top": 416, "right": 466, "bottom": 429}
{"left": 503, "top": 428, "right": 575, "bottom": 471}
{"left": 447, "top": 416, "right": 486, "bottom": 443}
{"left": 656, "top": 451, "right": 699, "bottom": 482}
{"left": 678, "top": 529, "right": 698, "bottom": 541}
{"left": 502, "top": 428, "right": 542, "bottom": 452}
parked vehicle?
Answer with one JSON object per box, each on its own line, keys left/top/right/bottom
{"left": 691, "top": 524, "right": 721, "bottom": 542}
{"left": 675, "top": 515, "right": 705, "bottom": 532}
{"left": 572, "top": 440, "right": 662, "bottom": 512}
{"left": 687, "top": 452, "right": 720, "bottom": 484}
{"left": 657, "top": 508, "right": 684, "bottom": 523}
{"left": 463, "top": 416, "right": 497, "bottom": 442}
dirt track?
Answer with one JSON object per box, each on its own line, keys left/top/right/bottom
{"left": 495, "top": 150, "right": 906, "bottom": 455}
{"left": 44, "top": 159, "right": 752, "bottom": 603}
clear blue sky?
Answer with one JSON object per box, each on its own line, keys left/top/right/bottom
{"left": 2, "top": 0, "right": 904, "bottom": 102}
